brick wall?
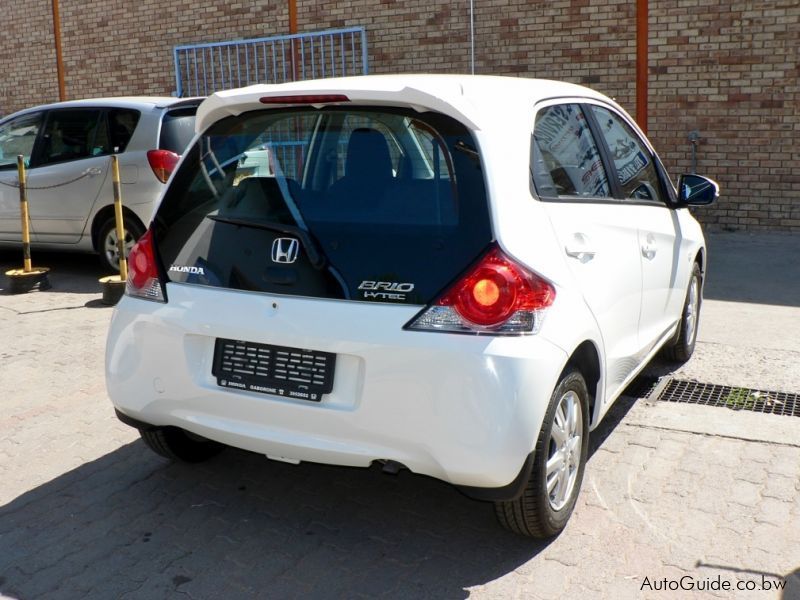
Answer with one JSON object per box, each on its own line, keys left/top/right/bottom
{"left": 648, "top": 1, "right": 800, "bottom": 231}
{"left": 56, "top": 1, "right": 290, "bottom": 101}
{"left": 0, "top": 3, "right": 59, "bottom": 116}
{"left": 1, "top": 0, "right": 798, "bottom": 231}
{"left": 295, "top": 0, "right": 636, "bottom": 105}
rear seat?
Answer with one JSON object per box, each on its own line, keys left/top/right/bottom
{"left": 220, "top": 176, "right": 301, "bottom": 223}
{"left": 379, "top": 179, "right": 457, "bottom": 225}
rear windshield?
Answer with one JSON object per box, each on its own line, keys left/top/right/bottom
{"left": 159, "top": 107, "right": 197, "bottom": 154}
{"left": 153, "top": 106, "right": 491, "bottom": 304}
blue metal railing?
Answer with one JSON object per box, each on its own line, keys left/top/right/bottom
{"left": 174, "top": 27, "right": 368, "bottom": 97}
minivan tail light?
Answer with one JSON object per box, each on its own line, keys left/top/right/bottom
{"left": 125, "top": 229, "right": 166, "bottom": 303}
{"left": 147, "top": 149, "right": 180, "bottom": 184}
{"left": 406, "top": 246, "right": 555, "bottom": 335}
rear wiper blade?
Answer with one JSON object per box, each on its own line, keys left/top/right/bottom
{"left": 206, "top": 215, "right": 325, "bottom": 270}
{"left": 454, "top": 140, "right": 479, "bottom": 158}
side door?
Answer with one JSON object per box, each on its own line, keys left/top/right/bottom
{"left": 586, "top": 103, "right": 687, "bottom": 353}
{"left": 0, "top": 111, "right": 44, "bottom": 242}
{"left": 26, "top": 108, "right": 111, "bottom": 244}
{"left": 532, "top": 102, "right": 644, "bottom": 397}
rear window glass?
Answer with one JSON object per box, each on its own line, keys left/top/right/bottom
{"left": 159, "top": 107, "right": 198, "bottom": 154}
{"left": 36, "top": 109, "right": 102, "bottom": 166}
{"left": 531, "top": 104, "right": 610, "bottom": 199}
{"left": 108, "top": 109, "right": 140, "bottom": 153}
{"left": 154, "top": 106, "right": 491, "bottom": 304}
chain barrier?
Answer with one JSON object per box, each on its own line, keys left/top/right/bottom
{"left": 0, "top": 168, "right": 94, "bottom": 190}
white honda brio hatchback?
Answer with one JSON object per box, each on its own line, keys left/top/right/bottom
{"left": 106, "top": 75, "right": 717, "bottom": 538}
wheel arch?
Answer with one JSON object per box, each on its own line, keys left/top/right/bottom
{"left": 91, "top": 205, "right": 146, "bottom": 252}
{"left": 563, "top": 339, "right": 603, "bottom": 428}
{"left": 691, "top": 246, "right": 706, "bottom": 300}
{"left": 695, "top": 246, "right": 706, "bottom": 274}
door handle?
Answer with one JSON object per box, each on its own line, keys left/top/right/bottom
{"left": 641, "top": 233, "right": 657, "bottom": 260}
{"left": 641, "top": 245, "right": 657, "bottom": 260}
{"left": 84, "top": 167, "right": 102, "bottom": 176}
{"left": 565, "top": 247, "right": 596, "bottom": 261}
{"left": 565, "top": 233, "right": 596, "bottom": 262}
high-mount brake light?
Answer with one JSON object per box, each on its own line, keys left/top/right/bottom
{"left": 125, "top": 229, "right": 166, "bottom": 303}
{"left": 259, "top": 94, "right": 350, "bottom": 105}
{"left": 147, "top": 149, "right": 180, "bottom": 184}
{"left": 406, "top": 246, "right": 555, "bottom": 335}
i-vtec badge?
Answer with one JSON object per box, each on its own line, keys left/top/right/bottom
{"left": 358, "top": 280, "right": 414, "bottom": 301}
{"left": 169, "top": 264, "right": 205, "bottom": 275}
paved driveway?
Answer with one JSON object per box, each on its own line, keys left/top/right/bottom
{"left": 1, "top": 234, "right": 798, "bottom": 599}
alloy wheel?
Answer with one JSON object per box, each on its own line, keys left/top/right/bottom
{"left": 104, "top": 228, "right": 135, "bottom": 270}
{"left": 546, "top": 390, "right": 583, "bottom": 511}
{"left": 685, "top": 274, "right": 700, "bottom": 345}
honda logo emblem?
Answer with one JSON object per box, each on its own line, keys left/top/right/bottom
{"left": 271, "top": 237, "right": 300, "bottom": 264}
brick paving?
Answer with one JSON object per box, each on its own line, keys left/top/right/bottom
{"left": 0, "top": 248, "right": 798, "bottom": 599}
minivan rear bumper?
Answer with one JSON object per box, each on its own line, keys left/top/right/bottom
{"left": 105, "top": 284, "right": 568, "bottom": 490}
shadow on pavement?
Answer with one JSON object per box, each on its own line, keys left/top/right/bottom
{"left": 702, "top": 232, "right": 800, "bottom": 308}
{"left": 0, "top": 250, "right": 107, "bottom": 296}
{"left": 588, "top": 384, "right": 641, "bottom": 459}
{"left": 84, "top": 298, "right": 114, "bottom": 309}
{"left": 0, "top": 441, "right": 548, "bottom": 599}
{"left": 692, "top": 561, "right": 799, "bottom": 599}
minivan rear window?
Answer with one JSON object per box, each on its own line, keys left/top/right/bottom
{"left": 159, "top": 107, "right": 197, "bottom": 154}
{"left": 154, "top": 107, "right": 491, "bottom": 305}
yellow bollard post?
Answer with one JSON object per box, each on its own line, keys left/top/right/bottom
{"left": 111, "top": 156, "right": 128, "bottom": 281}
{"left": 99, "top": 155, "right": 129, "bottom": 304}
{"left": 18, "top": 155, "right": 32, "bottom": 273}
{"left": 4, "top": 155, "right": 50, "bottom": 293}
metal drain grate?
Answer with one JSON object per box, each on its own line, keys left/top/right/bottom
{"left": 653, "top": 379, "right": 800, "bottom": 418}
{"left": 623, "top": 376, "right": 660, "bottom": 399}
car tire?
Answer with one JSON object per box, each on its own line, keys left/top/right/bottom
{"left": 494, "top": 369, "right": 589, "bottom": 538}
{"left": 139, "top": 427, "right": 224, "bottom": 463}
{"left": 98, "top": 216, "right": 145, "bottom": 273}
{"left": 663, "top": 262, "right": 702, "bottom": 363}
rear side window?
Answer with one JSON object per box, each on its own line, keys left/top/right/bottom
{"left": 36, "top": 109, "right": 103, "bottom": 166}
{"left": 159, "top": 107, "right": 198, "bottom": 154}
{"left": 154, "top": 107, "right": 491, "bottom": 304}
{"left": 531, "top": 104, "right": 610, "bottom": 199}
{"left": 0, "top": 112, "right": 42, "bottom": 169}
{"left": 108, "top": 109, "right": 140, "bottom": 153}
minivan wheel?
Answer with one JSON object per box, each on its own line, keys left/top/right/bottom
{"left": 98, "top": 217, "right": 144, "bottom": 273}
{"left": 494, "top": 369, "right": 589, "bottom": 538}
{"left": 139, "top": 428, "right": 224, "bottom": 463}
{"left": 663, "top": 262, "right": 702, "bottom": 363}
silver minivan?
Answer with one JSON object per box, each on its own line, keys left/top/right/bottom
{"left": 0, "top": 97, "right": 200, "bottom": 270}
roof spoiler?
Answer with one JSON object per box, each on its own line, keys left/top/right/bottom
{"left": 195, "top": 79, "right": 480, "bottom": 134}
{"left": 156, "top": 97, "right": 205, "bottom": 110}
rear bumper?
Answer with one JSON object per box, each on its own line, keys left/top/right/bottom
{"left": 106, "top": 284, "right": 568, "bottom": 490}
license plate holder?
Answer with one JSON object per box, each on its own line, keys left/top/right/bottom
{"left": 212, "top": 338, "right": 336, "bottom": 402}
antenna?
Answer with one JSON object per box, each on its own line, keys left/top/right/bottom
{"left": 470, "top": 0, "right": 475, "bottom": 74}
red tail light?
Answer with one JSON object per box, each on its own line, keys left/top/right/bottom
{"left": 406, "top": 246, "right": 555, "bottom": 334}
{"left": 147, "top": 149, "right": 180, "bottom": 184}
{"left": 125, "top": 229, "right": 166, "bottom": 302}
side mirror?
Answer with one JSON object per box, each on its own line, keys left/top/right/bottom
{"left": 677, "top": 174, "right": 719, "bottom": 206}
